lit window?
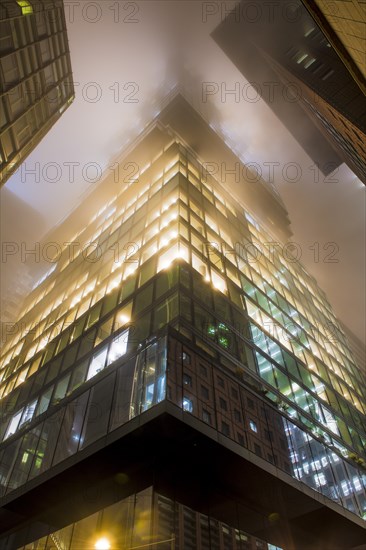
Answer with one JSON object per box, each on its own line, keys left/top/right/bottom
{"left": 32, "top": 264, "right": 55, "bottom": 290}
{"left": 290, "top": 451, "right": 298, "bottom": 463}
{"left": 107, "top": 329, "right": 129, "bottom": 365}
{"left": 87, "top": 347, "right": 108, "bottom": 380}
{"left": 183, "top": 374, "right": 192, "bottom": 387}
{"left": 107, "top": 275, "right": 122, "bottom": 293}
{"left": 4, "top": 410, "right": 23, "bottom": 440}
{"left": 353, "top": 477, "right": 362, "bottom": 492}
{"left": 249, "top": 420, "right": 257, "bottom": 433}
{"left": 115, "top": 302, "right": 132, "bottom": 330}
{"left": 157, "top": 243, "right": 179, "bottom": 272}
{"left": 304, "top": 57, "right": 316, "bottom": 69}
{"left": 183, "top": 397, "right": 193, "bottom": 413}
{"left": 18, "top": 399, "right": 37, "bottom": 429}
{"left": 211, "top": 271, "right": 227, "bottom": 294}
{"left": 296, "top": 52, "right": 308, "bottom": 64}
{"left": 315, "top": 473, "right": 327, "bottom": 486}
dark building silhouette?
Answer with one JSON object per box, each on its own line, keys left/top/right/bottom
{"left": 301, "top": 0, "right": 365, "bottom": 95}
{"left": 0, "top": 96, "right": 365, "bottom": 549}
{"left": 212, "top": 0, "right": 366, "bottom": 184}
{"left": 0, "top": 0, "right": 74, "bottom": 187}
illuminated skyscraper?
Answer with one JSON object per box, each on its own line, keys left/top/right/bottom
{"left": 0, "top": 0, "right": 74, "bottom": 187}
{"left": 0, "top": 95, "right": 365, "bottom": 549}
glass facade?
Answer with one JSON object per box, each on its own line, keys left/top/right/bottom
{"left": 16, "top": 486, "right": 282, "bottom": 550}
{"left": 0, "top": 124, "right": 365, "bottom": 547}
{"left": 0, "top": 0, "right": 74, "bottom": 186}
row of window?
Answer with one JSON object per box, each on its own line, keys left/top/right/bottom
{"left": 175, "top": 279, "right": 365, "bottom": 461}
{"left": 1, "top": 329, "right": 365, "bottom": 518}
{"left": 246, "top": 217, "right": 358, "bottom": 379}
{"left": 1, "top": 30, "right": 69, "bottom": 93}
{"left": 1, "top": 145, "right": 363, "bottom": 472}
{"left": 1, "top": 144, "right": 344, "bottom": 390}
{"left": 0, "top": 258, "right": 183, "bottom": 406}
{"left": 166, "top": 341, "right": 366, "bottom": 517}
{"left": 0, "top": 166, "right": 181, "bottom": 365}
{"left": 14, "top": 487, "right": 279, "bottom": 550}
{"left": 2, "top": 329, "right": 129, "bottom": 442}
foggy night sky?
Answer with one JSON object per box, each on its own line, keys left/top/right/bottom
{"left": 1, "top": 0, "right": 365, "bottom": 346}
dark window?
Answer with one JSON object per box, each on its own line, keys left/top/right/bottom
{"left": 201, "top": 385, "right": 209, "bottom": 400}
{"left": 234, "top": 409, "right": 241, "bottom": 422}
{"left": 231, "top": 387, "right": 238, "bottom": 400}
{"left": 221, "top": 421, "right": 230, "bottom": 436}
{"left": 45, "top": 359, "right": 61, "bottom": 385}
{"left": 237, "top": 432, "right": 245, "bottom": 445}
{"left": 80, "top": 374, "right": 115, "bottom": 448}
{"left": 247, "top": 397, "right": 254, "bottom": 409}
{"left": 219, "top": 397, "right": 228, "bottom": 411}
{"left": 53, "top": 392, "right": 89, "bottom": 465}
{"left": 202, "top": 409, "right": 211, "bottom": 424}
{"left": 264, "top": 429, "right": 272, "bottom": 441}
{"left": 61, "top": 342, "right": 79, "bottom": 373}
{"left": 254, "top": 443, "right": 262, "bottom": 457}
{"left": 199, "top": 364, "right": 207, "bottom": 377}
{"left": 217, "top": 376, "right": 224, "bottom": 388}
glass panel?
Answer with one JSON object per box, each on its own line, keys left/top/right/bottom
{"left": 4, "top": 409, "right": 23, "bottom": 440}
{"left": 107, "top": 329, "right": 129, "bottom": 365}
{"left": 87, "top": 346, "right": 108, "bottom": 381}
{"left": 29, "top": 410, "right": 64, "bottom": 478}
{"left": 69, "top": 360, "right": 88, "bottom": 394}
{"left": 52, "top": 374, "right": 71, "bottom": 404}
{"left": 53, "top": 392, "right": 89, "bottom": 465}
{"left": 110, "top": 358, "right": 136, "bottom": 431}
{"left": 0, "top": 439, "right": 21, "bottom": 496}
{"left": 80, "top": 373, "right": 115, "bottom": 448}
{"left": 35, "top": 386, "right": 53, "bottom": 417}
{"left": 7, "top": 427, "right": 42, "bottom": 492}
{"left": 152, "top": 294, "right": 178, "bottom": 331}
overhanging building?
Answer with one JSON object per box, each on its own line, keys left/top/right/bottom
{"left": 0, "top": 95, "right": 365, "bottom": 549}
{"left": 0, "top": 0, "right": 74, "bottom": 187}
{"left": 213, "top": 0, "right": 366, "bottom": 184}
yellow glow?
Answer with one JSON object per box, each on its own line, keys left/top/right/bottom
{"left": 17, "top": 0, "right": 33, "bottom": 15}
{"left": 86, "top": 283, "right": 96, "bottom": 294}
{"left": 38, "top": 338, "right": 49, "bottom": 350}
{"left": 95, "top": 538, "right": 111, "bottom": 550}
{"left": 123, "top": 265, "right": 137, "bottom": 280}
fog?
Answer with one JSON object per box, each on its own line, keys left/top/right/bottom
{"left": 1, "top": 1, "right": 365, "bottom": 346}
